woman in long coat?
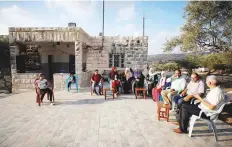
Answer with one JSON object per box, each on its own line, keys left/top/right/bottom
{"left": 152, "top": 71, "right": 166, "bottom": 101}
{"left": 123, "top": 68, "right": 133, "bottom": 94}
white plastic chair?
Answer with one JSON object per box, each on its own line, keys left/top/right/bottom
{"left": 188, "top": 95, "right": 230, "bottom": 141}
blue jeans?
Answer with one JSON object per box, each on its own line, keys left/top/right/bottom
{"left": 173, "top": 95, "right": 185, "bottom": 106}
{"left": 92, "top": 82, "right": 103, "bottom": 94}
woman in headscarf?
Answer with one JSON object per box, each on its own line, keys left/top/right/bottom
{"left": 109, "top": 67, "right": 120, "bottom": 95}
{"left": 152, "top": 71, "right": 166, "bottom": 101}
{"left": 146, "top": 68, "right": 159, "bottom": 96}
{"left": 133, "top": 68, "right": 145, "bottom": 95}
{"left": 123, "top": 68, "right": 133, "bottom": 94}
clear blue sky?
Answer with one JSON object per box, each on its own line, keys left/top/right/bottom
{"left": 0, "top": 0, "right": 187, "bottom": 54}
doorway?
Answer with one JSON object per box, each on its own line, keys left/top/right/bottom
{"left": 69, "top": 55, "right": 75, "bottom": 73}
{"left": 48, "top": 55, "right": 53, "bottom": 81}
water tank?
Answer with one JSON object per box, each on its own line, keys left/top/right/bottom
{"left": 68, "top": 23, "right": 76, "bottom": 27}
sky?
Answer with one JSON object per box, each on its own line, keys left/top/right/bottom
{"left": 0, "top": 0, "right": 187, "bottom": 55}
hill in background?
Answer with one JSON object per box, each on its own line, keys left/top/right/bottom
{"left": 147, "top": 53, "right": 187, "bottom": 64}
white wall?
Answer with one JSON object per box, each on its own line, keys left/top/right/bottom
{"left": 40, "top": 42, "right": 74, "bottom": 63}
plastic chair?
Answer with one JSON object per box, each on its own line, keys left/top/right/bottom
{"left": 66, "top": 75, "right": 78, "bottom": 92}
{"left": 188, "top": 95, "right": 230, "bottom": 141}
{"left": 132, "top": 79, "right": 148, "bottom": 95}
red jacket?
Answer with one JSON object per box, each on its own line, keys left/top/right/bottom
{"left": 92, "top": 74, "right": 102, "bottom": 83}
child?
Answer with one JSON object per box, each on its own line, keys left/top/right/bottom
{"left": 35, "top": 73, "right": 53, "bottom": 105}
{"left": 67, "top": 72, "right": 76, "bottom": 91}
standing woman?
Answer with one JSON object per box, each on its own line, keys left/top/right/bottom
{"left": 109, "top": 67, "right": 120, "bottom": 95}
{"left": 152, "top": 71, "right": 166, "bottom": 101}
{"left": 124, "top": 68, "right": 133, "bottom": 94}
{"left": 147, "top": 68, "right": 159, "bottom": 96}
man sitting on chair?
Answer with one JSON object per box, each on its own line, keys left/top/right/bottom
{"left": 35, "top": 73, "right": 54, "bottom": 105}
{"left": 91, "top": 69, "right": 103, "bottom": 95}
{"left": 67, "top": 72, "right": 76, "bottom": 91}
{"left": 173, "top": 75, "right": 225, "bottom": 134}
{"left": 173, "top": 72, "right": 205, "bottom": 109}
{"left": 161, "top": 69, "right": 187, "bottom": 105}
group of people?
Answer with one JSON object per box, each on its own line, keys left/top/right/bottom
{"left": 152, "top": 69, "right": 226, "bottom": 134}
{"left": 91, "top": 67, "right": 158, "bottom": 96}
{"left": 173, "top": 74, "right": 226, "bottom": 134}
{"left": 35, "top": 68, "right": 227, "bottom": 131}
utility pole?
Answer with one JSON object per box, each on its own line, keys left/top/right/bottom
{"left": 143, "top": 16, "right": 145, "bottom": 36}
{"left": 101, "top": 0, "right": 105, "bottom": 50}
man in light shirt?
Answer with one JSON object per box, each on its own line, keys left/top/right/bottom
{"left": 173, "top": 75, "right": 225, "bottom": 134}
{"left": 173, "top": 72, "right": 205, "bottom": 108}
{"left": 161, "top": 69, "right": 187, "bottom": 105}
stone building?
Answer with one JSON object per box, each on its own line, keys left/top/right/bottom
{"left": 9, "top": 24, "right": 148, "bottom": 93}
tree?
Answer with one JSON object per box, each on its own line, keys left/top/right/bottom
{"left": 162, "top": 63, "right": 180, "bottom": 71}
{"left": 199, "top": 53, "right": 224, "bottom": 71}
{"left": 0, "top": 36, "right": 10, "bottom": 69}
{"left": 164, "top": 1, "right": 232, "bottom": 53}
{"left": 151, "top": 63, "right": 164, "bottom": 71}
{"left": 176, "top": 54, "right": 201, "bottom": 75}
{"left": 0, "top": 35, "right": 12, "bottom": 92}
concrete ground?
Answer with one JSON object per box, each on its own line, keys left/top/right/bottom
{"left": 0, "top": 89, "right": 232, "bottom": 147}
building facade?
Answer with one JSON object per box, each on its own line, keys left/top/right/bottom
{"left": 9, "top": 25, "right": 148, "bottom": 93}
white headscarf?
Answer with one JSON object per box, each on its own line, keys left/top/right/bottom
{"left": 125, "top": 67, "right": 132, "bottom": 80}
{"left": 161, "top": 71, "right": 166, "bottom": 78}
{"left": 148, "top": 68, "right": 157, "bottom": 76}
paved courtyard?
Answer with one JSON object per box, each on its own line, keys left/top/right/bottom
{"left": 0, "top": 89, "right": 232, "bottom": 147}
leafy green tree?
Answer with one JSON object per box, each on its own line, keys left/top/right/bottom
{"left": 164, "top": 1, "right": 232, "bottom": 52}
{"left": 176, "top": 54, "right": 201, "bottom": 75}
{"left": 152, "top": 63, "right": 163, "bottom": 71}
{"left": 0, "top": 36, "right": 10, "bottom": 69}
{"left": 199, "top": 53, "right": 224, "bottom": 71}
{"left": 162, "top": 63, "right": 180, "bottom": 71}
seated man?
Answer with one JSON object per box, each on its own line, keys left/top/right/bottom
{"left": 91, "top": 69, "right": 103, "bottom": 95}
{"left": 67, "top": 72, "right": 76, "bottom": 91}
{"left": 173, "top": 75, "right": 226, "bottom": 134}
{"left": 161, "top": 69, "right": 187, "bottom": 105}
{"left": 173, "top": 72, "right": 205, "bottom": 108}
{"left": 35, "top": 73, "right": 54, "bottom": 105}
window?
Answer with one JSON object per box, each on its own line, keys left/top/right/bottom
{"left": 16, "top": 45, "right": 42, "bottom": 73}
{"left": 109, "top": 53, "right": 124, "bottom": 68}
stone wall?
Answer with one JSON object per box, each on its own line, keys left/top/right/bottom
{"left": 0, "top": 68, "right": 11, "bottom": 93}
{"left": 53, "top": 72, "right": 92, "bottom": 91}
{"left": 78, "top": 71, "right": 92, "bottom": 87}
{"left": 9, "top": 27, "right": 91, "bottom": 43}
{"left": 13, "top": 73, "right": 40, "bottom": 92}
{"left": 53, "top": 73, "right": 69, "bottom": 91}
{"left": 87, "top": 36, "right": 148, "bottom": 71}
